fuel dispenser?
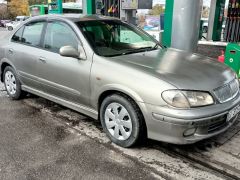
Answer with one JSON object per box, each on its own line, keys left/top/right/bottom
{"left": 224, "top": 0, "right": 240, "bottom": 42}
{"left": 224, "top": 43, "right": 240, "bottom": 77}
{"left": 223, "top": 0, "right": 240, "bottom": 76}
{"left": 96, "top": 0, "right": 120, "bottom": 17}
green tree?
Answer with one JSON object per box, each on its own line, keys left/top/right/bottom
{"left": 149, "top": 4, "right": 164, "bottom": 16}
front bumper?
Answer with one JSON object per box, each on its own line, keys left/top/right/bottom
{"left": 139, "top": 93, "right": 240, "bottom": 144}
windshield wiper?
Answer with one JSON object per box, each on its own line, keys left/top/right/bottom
{"left": 136, "top": 46, "right": 154, "bottom": 51}
{"left": 103, "top": 44, "right": 160, "bottom": 57}
{"left": 124, "top": 45, "right": 159, "bottom": 54}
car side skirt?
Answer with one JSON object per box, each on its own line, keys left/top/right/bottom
{"left": 21, "top": 85, "right": 98, "bottom": 120}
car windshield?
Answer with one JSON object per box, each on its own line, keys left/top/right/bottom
{"left": 76, "top": 20, "right": 160, "bottom": 57}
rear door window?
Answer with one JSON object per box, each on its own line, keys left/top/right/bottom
{"left": 21, "top": 22, "right": 44, "bottom": 47}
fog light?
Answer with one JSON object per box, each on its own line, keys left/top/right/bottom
{"left": 183, "top": 128, "right": 196, "bottom": 137}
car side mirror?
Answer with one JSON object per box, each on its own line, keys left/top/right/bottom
{"left": 59, "top": 46, "right": 80, "bottom": 59}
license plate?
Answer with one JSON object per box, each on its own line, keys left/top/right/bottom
{"left": 227, "top": 104, "right": 240, "bottom": 122}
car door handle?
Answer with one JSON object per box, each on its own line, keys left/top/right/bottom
{"left": 8, "top": 49, "right": 13, "bottom": 54}
{"left": 39, "top": 57, "right": 46, "bottom": 63}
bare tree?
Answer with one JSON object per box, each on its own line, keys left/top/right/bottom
{"left": 0, "top": 3, "right": 8, "bottom": 19}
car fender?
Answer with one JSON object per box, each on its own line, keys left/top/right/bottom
{"left": 93, "top": 83, "right": 145, "bottom": 108}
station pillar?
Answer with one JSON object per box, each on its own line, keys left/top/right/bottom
{"left": 82, "top": 0, "right": 96, "bottom": 15}
{"left": 163, "top": 0, "right": 202, "bottom": 52}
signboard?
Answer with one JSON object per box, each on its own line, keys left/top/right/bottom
{"left": 63, "top": 2, "right": 82, "bottom": 9}
{"left": 138, "top": 0, "right": 152, "bottom": 9}
{"left": 48, "top": 0, "right": 62, "bottom": 14}
{"left": 49, "top": 3, "right": 58, "bottom": 11}
{"left": 121, "top": 0, "right": 138, "bottom": 10}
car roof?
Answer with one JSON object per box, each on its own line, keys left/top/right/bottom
{"left": 29, "top": 14, "right": 120, "bottom": 22}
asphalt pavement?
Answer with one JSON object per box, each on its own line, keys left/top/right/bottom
{"left": 0, "top": 83, "right": 157, "bottom": 180}
{"left": 0, "top": 27, "right": 8, "bottom": 38}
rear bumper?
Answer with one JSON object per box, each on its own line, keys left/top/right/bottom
{"left": 139, "top": 93, "right": 240, "bottom": 144}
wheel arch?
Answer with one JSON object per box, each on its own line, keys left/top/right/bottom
{"left": 96, "top": 84, "right": 145, "bottom": 111}
{"left": 0, "top": 61, "right": 13, "bottom": 82}
{"left": 97, "top": 88, "right": 148, "bottom": 128}
{"left": 98, "top": 89, "right": 143, "bottom": 111}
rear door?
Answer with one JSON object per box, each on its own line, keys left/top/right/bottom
{"left": 36, "top": 21, "right": 92, "bottom": 106}
{"left": 7, "top": 21, "right": 45, "bottom": 89}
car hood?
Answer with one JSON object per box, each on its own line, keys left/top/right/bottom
{"left": 110, "top": 48, "right": 235, "bottom": 91}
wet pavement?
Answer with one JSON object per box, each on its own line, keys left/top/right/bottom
{"left": 0, "top": 83, "right": 158, "bottom": 180}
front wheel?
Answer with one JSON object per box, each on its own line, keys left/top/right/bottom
{"left": 100, "top": 94, "right": 146, "bottom": 147}
{"left": 8, "top": 26, "right": 13, "bottom": 31}
{"left": 3, "top": 66, "right": 26, "bottom": 100}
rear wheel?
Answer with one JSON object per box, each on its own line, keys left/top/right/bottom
{"left": 100, "top": 94, "right": 146, "bottom": 147}
{"left": 3, "top": 66, "right": 26, "bottom": 100}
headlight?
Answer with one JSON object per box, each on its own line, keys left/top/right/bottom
{"left": 162, "top": 90, "right": 214, "bottom": 108}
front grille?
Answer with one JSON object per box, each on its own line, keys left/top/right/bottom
{"left": 213, "top": 79, "right": 239, "bottom": 103}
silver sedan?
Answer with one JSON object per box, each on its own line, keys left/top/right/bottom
{"left": 0, "top": 14, "right": 239, "bottom": 147}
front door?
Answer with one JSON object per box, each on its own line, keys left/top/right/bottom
{"left": 36, "top": 21, "right": 92, "bottom": 106}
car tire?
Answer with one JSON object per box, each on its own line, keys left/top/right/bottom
{"left": 3, "top": 66, "right": 26, "bottom": 100}
{"left": 8, "top": 26, "right": 13, "bottom": 31}
{"left": 100, "top": 94, "right": 146, "bottom": 148}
